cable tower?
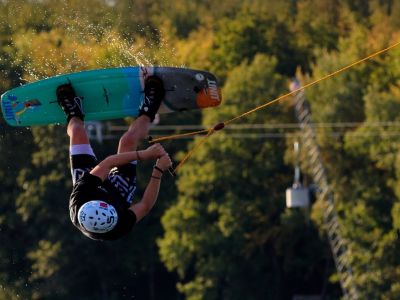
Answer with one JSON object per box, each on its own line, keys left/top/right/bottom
{"left": 291, "top": 79, "right": 359, "bottom": 300}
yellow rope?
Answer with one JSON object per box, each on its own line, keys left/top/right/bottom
{"left": 224, "top": 40, "right": 400, "bottom": 126}
{"left": 150, "top": 129, "right": 209, "bottom": 143}
{"left": 172, "top": 128, "right": 215, "bottom": 174}
{"left": 162, "top": 40, "right": 400, "bottom": 175}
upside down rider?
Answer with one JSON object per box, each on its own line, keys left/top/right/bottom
{"left": 57, "top": 76, "right": 172, "bottom": 241}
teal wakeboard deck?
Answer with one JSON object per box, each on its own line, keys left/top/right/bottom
{"left": 0, "top": 67, "right": 222, "bottom": 126}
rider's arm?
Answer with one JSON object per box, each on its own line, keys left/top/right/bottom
{"left": 130, "top": 155, "right": 172, "bottom": 222}
{"left": 90, "top": 144, "right": 165, "bottom": 181}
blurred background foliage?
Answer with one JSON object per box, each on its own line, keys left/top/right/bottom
{"left": 1, "top": 0, "right": 400, "bottom": 299}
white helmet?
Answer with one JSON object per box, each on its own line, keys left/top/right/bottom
{"left": 78, "top": 200, "right": 118, "bottom": 233}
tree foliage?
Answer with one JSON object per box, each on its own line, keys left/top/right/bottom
{"left": 158, "top": 55, "right": 332, "bottom": 299}
{"left": 1, "top": 0, "right": 400, "bottom": 299}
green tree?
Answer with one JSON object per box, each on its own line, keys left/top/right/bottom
{"left": 303, "top": 16, "right": 400, "bottom": 297}
{"left": 344, "top": 44, "right": 400, "bottom": 299}
{"left": 159, "top": 55, "right": 330, "bottom": 300}
{"left": 0, "top": 2, "right": 180, "bottom": 298}
{"left": 210, "top": 6, "right": 316, "bottom": 82}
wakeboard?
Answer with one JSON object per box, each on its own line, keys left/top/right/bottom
{"left": 0, "top": 67, "right": 222, "bottom": 126}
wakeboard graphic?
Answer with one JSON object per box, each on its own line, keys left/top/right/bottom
{"left": 1, "top": 67, "right": 222, "bottom": 126}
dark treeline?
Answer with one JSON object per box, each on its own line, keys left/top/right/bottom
{"left": 1, "top": 0, "right": 400, "bottom": 299}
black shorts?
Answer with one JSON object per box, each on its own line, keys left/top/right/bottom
{"left": 70, "top": 144, "right": 137, "bottom": 204}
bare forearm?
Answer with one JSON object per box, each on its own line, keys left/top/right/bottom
{"left": 91, "top": 144, "right": 166, "bottom": 182}
{"left": 91, "top": 151, "right": 144, "bottom": 181}
{"left": 104, "top": 151, "right": 143, "bottom": 168}
{"left": 130, "top": 168, "right": 163, "bottom": 222}
{"left": 141, "top": 174, "right": 161, "bottom": 212}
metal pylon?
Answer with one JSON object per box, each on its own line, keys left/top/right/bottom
{"left": 291, "top": 80, "right": 359, "bottom": 300}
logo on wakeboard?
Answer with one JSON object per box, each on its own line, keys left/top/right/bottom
{"left": 2, "top": 95, "right": 42, "bottom": 124}
{"left": 196, "top": 79, "right": 222, "bottom": 108}
{"left": 206, "top": 79, "right": 220, "bottom": 101}
{"left": 195, "top": 73, "right": 205, "bottom": 81}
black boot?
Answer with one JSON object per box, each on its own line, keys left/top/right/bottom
{"left": 56, "top": 83, "right": 84, "bottom": 123}
{"left": 138, "top": 76, "right": 165, "bottom": 122}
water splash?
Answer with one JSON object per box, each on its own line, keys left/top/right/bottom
{"left": 12, "top": 13, "right": 179, "bottom": 82}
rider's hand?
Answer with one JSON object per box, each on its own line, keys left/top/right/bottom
{"left": 155, "top": 154, "right": 172, "bottom": 171}
{"left": 142, "top": 143, "right": 166, "bottom": 160}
